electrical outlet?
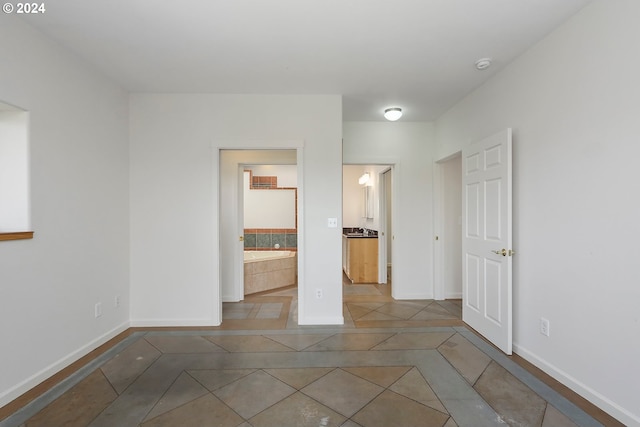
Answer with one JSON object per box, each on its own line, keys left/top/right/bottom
{"left": 315, "top": 288, "right": 323, "bottom": 299}
{"left": 540, "top": 317, "right": 550, "bottom": 337}
{"left": 95, "top": 302, "right": 102, "bottom": 318}
{"left": 115, "top": 295, "right": 121, "bottom": 308}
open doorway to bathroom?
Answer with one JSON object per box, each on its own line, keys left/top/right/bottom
{"left": 342, "top": 164, "right": 394, "bottom": 301}
{"left": 219, "top": 149, "right": 299, "bottom": 328}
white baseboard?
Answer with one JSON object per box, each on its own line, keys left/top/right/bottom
{"left": 513, "top": 343, "right": 639, "bottom": 426}
{"left": 129, "top": 318, "right": 219, "bottom": 327}
{"left": 0, "top": 321, "right": 130, "bottom": 408}
{"left": 444, "top": 292, "right": 462, "bottom": 299}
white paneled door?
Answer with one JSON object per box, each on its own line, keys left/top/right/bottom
{"left": 462, "top": 129, "right": 513, "bottom": 354}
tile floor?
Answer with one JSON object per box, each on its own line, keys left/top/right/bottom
{"left": 0, "top": 279, "right": 616, "bottom": 427}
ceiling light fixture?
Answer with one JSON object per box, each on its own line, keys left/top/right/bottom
{"left": 358, "top": 173, "right": 370, "bottom": 185}
{"left": 384, "top": 107, "right": 402, "bottom": 121}
{"left": 475, "top": 58, "right": 492, "bottom": 70}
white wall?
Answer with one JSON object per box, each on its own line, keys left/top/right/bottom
{"left": 0, "top": 110, "right": 30, "bottom": 231}
{"left": 243, "top": 172, "right": 296, "bottom": 229}
{"left": 0, "top": 15, "right": 130, "bottom": 406}
{"left": 129, "top": 94, "right": 343, "bottom": 325}
{"left": 434, "top": 1, "right": 640, "bottom": 424}
{"left": 344, "top": 122, "right": 435, "bottom": 299}
{"left": 342, "top": 165, "right": 365, "bottom": 228}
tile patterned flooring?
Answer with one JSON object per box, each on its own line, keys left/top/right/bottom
{"left": 0, "top": 280, "right": 614, "bottom": 427}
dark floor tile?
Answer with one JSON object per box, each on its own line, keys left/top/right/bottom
{"left": 213, "top": 370, "right": 296, "bottom": 419}
{"left": 25, "top": 370, "right": 117, "bottom": 427}
{"left": 145, "top": 336, "right": 227, "bottom": 353}
{"left": 301, "top": 369, "right": 384, "bottom": 418}
{"left": 351, "top": 390, "right": 450, "bottom": 427}
{"left": 143, "top": 372, "right": 208, "bottom": 421}
{"left": 140, "top": 394, "right": 243, "bottom": 427}
{"left": 100, "top": 338, "right": 161, "bottom": 394}
{"left": 264, "top": 368, "right": 333, "bottom": 389}
{"left": 474, "top": 361, "right": 547, "bottom": 427}
{"left": 249, "top": 392, "right": 346, "bottom": 427}
{"left": 437, "top": 333, "right": 491, "bottom": 384}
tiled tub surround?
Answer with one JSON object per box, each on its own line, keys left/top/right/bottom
{"left": 244, "top": 251, "right": 297, "bottom": 295}
{"left": 244, "top": 229, "right": 297, "bottom": 251}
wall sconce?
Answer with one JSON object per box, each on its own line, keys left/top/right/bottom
{"left": 358, "top": 173, "right": 370, "bottom": 185}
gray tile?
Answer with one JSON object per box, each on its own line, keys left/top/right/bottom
{"left": 271, "top": 233, "right": 286, "bottom": 248}
{"left": 437, "top": 333, "right": 491, "bottom": 384}
{"left": 351, "top": 390, "right": 449, "bottom": 427}
{"left": 205, "top": 335, "right": 293, "bottom": 352}
{"left": 301, "top": 369, "right": 384, "bottom": 417}
{"left": 388, "top": 367, "right": 448, "bottom": 414}
{"left": 372, "top": 332, "right": 454, "bottom": 350}
{"left": 474, "top": 361, "right": 546, "bottom": 427}
{"left": 249, "top": 392, "right": 347, "bottom": 427}
{"left": 214, "top": 370, "right": 296, "bottom": 419}
{"left": 256, "top": 234, "right": 271, "bottom": 248}
{"left": 265, "top": 333, "right": 334, "bottom": 351}
{"left": 140, "top": 394, "right": 243, "bottom": 427}
{"left": 285, "top": 233, "right": 297, "bottom": 248}
{"left": 542, "top": 404, "right": 580, "bottom": 427}
{"left": 244, "top": 233, "right": 256, "bottom": 248}
{"left": 143, "top": 372, "right": 209, "bottom": 421}
{"left": 188, "top": 369, "right": 256, "bottom": 391}
{"left": 24, "top": 370, "right": 117, "bottom": 427}
{"left": 145, "top": 336, "right": 227, "bottom": 353}
{"left": 100, "top": 338, "right": 161, "bottom": 394}
{"left": 303, "top": 333, "right": 394, "bottom": 351}
{"left": 264, "top": 368, "right": 333, "bottom": 389}
{"left": 89, "top": 357, "right": 184, "bottom": 427}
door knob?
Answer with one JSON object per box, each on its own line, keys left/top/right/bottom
{"left": 492, "top": 248, "right": 507, "bottom": 256}
{"left": 239, "top": 236, "right": 244, "bottom": 242}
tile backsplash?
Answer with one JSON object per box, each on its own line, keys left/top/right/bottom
{"left": 244, "top": 228, "right": 297, "bottom": 250}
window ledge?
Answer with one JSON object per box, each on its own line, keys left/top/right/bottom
{"left": 0, "top": 231, "right": 34, "bottom": 241}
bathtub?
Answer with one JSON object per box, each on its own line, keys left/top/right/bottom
{"left": 244, "top": 250, "right": 297, "bottom": 295}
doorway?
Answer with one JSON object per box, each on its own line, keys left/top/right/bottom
{"left": 342, "top": 164, "right": 394, "bottom": 291}
{"left": 218, "top": 149, "right": 301, "bottom": 325}
{"left": 435, "top": 153, "right": 462, "bottom": 300}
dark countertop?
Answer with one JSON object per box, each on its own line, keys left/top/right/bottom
{"left": 343, "top": 233, "right": 378, "bottom": 238}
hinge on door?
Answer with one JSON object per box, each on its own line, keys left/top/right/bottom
{"left": 239, "top": 236, "right": 244, "bottom": 241}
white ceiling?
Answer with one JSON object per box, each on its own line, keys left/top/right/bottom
{"left": 22, "top": 0, "right": 591, "bottom": 121}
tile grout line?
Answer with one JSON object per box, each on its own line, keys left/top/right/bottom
{"left": 456, "top": 328, "right": 603, "bottom": 427}
{"left": 0, "top": 332, "right": 146, "bottom": 427}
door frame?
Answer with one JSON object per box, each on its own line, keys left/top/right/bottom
{"left": 433, "top": 151, "right": 462, "bottom": 300}
{"left": 213, "top": 142, "right": 304, "bottom": 326}
{"left": 342, "top": 162, "right": 397, "bottom": 290}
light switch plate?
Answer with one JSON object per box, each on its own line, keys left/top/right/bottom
{"left": 327, "top": 217, "right": 338, "bottom": 228}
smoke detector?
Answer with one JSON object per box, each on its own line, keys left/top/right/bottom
{"left": 475, "top": 58, "right": 492, "bottom": 70}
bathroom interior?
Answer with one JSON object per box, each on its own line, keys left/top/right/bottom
{"left": 241, "top": 163, "right": 392, "bottom": 299}
{"left": 242, "top": 164, "right": 299, "bottom": 296}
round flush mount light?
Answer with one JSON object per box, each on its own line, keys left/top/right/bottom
{"left": 475, "top": 58, "right": 492, "bottom": 70}
{"left": 384, "top": 107, "right": 402, "bottom": 121}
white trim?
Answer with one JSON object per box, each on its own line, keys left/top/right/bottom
{"left": 0, "top": 321, "right": 129, "bottom": 407}
{"left": 514, "top": 343, "right": 640, "bottom": 426}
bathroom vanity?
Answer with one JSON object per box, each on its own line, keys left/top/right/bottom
{"left": 342, "top": 229, "right": 378, "bottom": 283}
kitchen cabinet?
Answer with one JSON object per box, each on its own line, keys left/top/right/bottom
{"left": 343, "top": 235, "right": 378, "bottom": 283}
